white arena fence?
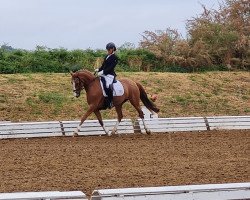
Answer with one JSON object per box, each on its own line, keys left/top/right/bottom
{"left": 0, "top": 115, "right": 249, "bottom": 139}
{"left": 0, "top": 119, "right": 134, "bottom": 139}
{"left": 91, "top": 182, "right": 250, "bottom": 200}
{"left": 0, "top": 183, "right": 250, "bottom": 200}
{"left": 0, "top": 191, "right": 87, "bottom": 200}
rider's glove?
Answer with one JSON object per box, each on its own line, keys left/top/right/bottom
{"left": 94, "top": 68, "right": 99, "bottom": 72}
{"left": 97, "top": 70, "right": 103, "bottom": 76}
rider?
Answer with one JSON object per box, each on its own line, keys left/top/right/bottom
{"left": 95, "top": 42, "right": 118, "bottom": 108}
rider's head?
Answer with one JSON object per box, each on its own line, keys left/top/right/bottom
{"left": 106, "top": 42, "right": 116, "bottom": 54}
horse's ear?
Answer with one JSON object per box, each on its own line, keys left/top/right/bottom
{"left": 70, "top": 71, "right": 74, "bottom": 76}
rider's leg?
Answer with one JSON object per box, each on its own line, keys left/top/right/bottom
{"left": 100, "top": 76, "right": 111, "bottom": 108}
{"left": 100, "top": 76, "right": 109, "bottom": 96}
{"left": 104, "top": 75, "right": 114, "bottom": 108}
{"left": 107, "top": 84, "right": 113, "bottom": 108}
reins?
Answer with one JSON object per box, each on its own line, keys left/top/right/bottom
{"left": 74, "top": 71, "right": 97, "bottom": 92}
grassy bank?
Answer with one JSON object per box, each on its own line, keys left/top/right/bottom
{"left": 0, "top": 71, "right": 249, "bottom": 122}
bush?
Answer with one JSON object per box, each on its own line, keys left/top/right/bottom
{"left": 0, "top": 46, "right": 107, "bottom": 74}
{"left": 139, "top": 0, "right": 249, "bottom": 71}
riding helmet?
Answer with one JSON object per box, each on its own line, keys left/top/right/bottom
{"left": 106, "top": 42, "right": 116, "bottom": 51}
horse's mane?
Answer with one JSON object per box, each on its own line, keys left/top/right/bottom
{"left": 77, "top": 69, "right": 91, "bottom": 74}
{"left": 77, "top": 69, "right": 95, "bottom": 77}
{"left": 75, "top": 69, "right": 96, "bottom": 84}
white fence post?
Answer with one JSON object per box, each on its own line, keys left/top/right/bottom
{"left": 141, "top": 106, "right": 158, "bottom": 119}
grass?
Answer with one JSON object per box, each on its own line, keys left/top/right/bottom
{"left": 0, "top": 94, "right": 7, "bottom": 104}
{"left": 38, "top": 92, "right": 66, "bottom": 104}
{"left": 0, "top": 71, "right": 249, "bottom": 122}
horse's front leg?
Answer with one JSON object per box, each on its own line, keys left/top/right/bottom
{"left": 73, "top": 106, "right": 95, "bottom": 136}
{"left": 111, "top": 105, "right": 123, "bottom": 135}
{"left": 94, "top": 110, "right": 110, "bottom": 136}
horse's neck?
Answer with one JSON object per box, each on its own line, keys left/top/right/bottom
{"left": 79, "top": 71, "right": 95, "bottom": 90}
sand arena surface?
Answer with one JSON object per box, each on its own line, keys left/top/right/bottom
{"left": 0, "top": 130, "right": 249, "bottom": 196}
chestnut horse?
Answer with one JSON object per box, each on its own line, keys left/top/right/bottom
{"left": 70, "top": 70, "right": 159, "bottom": 136}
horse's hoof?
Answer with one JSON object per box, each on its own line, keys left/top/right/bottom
{"left": 107, "top": 132, "right": 112, "bottom": 137}
{"left": 73, "top": 132, "right": 79, "bottom": 137}
{"left": 146, "top": 130, "right": 151, "bottom": 135}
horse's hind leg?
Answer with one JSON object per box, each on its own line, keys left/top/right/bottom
{"left": 111, "top": 105, "right": 123, "bottom": 135}
{"left": 94, "top": 110, "right": 110, "bottom": 136}
{"left": 130, "top": 99, "right": 151, "bottom": 135}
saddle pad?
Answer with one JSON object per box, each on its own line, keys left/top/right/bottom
{"left": 100, "top": 80, "right": 124, "bottom": 97}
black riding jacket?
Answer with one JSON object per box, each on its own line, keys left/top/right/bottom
{"left": 98, "top": 53, "right": 118, "bottom": 76}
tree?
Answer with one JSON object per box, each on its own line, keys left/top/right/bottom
{"left": 1, "top": 44, "right": 14, "bottom": 51}
{"left": 186, "top": 0, "right": 250, "bottom": 69}
{"left": 140, "top": 28, "right": 181, "bottom": 64}
{"left": 119, "top": 42, "right": 136, "bottom": 50}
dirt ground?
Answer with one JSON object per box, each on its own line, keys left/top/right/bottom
{"left": 0, "top": 130, "right": 249, "bottom": 197}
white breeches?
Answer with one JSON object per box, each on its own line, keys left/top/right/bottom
{"left": 101, "top": 74, "right": 114, "bottom": 88}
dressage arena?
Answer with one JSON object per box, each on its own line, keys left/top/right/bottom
{"left": 0, "top": 126, "right": 249, "bottom": 198}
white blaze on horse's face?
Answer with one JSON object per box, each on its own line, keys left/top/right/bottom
{"left": 72, "top": 78, "right": 80, "bottom": 98}
{"left": 72, "top": 81, "right": 77, "bottom": 97}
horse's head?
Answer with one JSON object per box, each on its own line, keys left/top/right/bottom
{"left": 70, "top": 71, "right": 83, "bottom": 98}
{"left": 70, "top": 70, "right": 96, "bottom": 98}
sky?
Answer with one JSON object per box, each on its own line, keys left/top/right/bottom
{"left": 0, "top": 0, "right": 220, "bottom": 50}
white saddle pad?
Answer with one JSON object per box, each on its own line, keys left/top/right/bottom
{"left": 100, "top": 80, "right": 124, "bottom": 97}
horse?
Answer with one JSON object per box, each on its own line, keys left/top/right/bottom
{"left": 70, "top": 70, "right": 159, "bottom": 136}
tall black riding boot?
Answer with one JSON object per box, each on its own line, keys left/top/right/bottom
{"left": 107, "top": 85, "right": 113, "bottom": 108}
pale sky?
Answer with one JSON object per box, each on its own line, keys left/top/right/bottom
{"left": 0, "top": 0, "right": 220, "bottom": 50}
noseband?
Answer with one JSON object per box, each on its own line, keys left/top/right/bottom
{"left": 73, "top": 76, "right": 85, "bottom": 93}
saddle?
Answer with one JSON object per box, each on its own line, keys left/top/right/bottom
{"left": 99, "top": 77, "right": 124, "bottom": 110}
{"left": 99, "top": 78, "right": 124, "bottom": 97}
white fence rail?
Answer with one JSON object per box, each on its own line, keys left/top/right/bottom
{"left": 138, "top": 117, "right": 208, "bottom": 133}
{"left": 0, "top": 121, "right": 62, "bottom": 139}
{"left": 0, "top": 115, "right": 249, "bottom": 139}
{"left": 1, "top": 183, "right": 249, "bottom": 200}
{"left": 91, "top": 182, "right": 250, "bottom": 200}
{"left": 207, "top": 116, "right": 250, "bottom": 130}
{"left": 62, "top": 119, "right": 134, "bottom": 136}
{"left": 0, "top": 121, "right": 11, "bottom": 124}
{"left": 0, "top": 191, "right": 87, "bottom": 200}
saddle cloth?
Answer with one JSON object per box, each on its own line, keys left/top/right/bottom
{"left": 100, "top": 80, "right": 124, "bottom": 97}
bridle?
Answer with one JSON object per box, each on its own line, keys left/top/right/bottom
{"left": 72, "top": 71, "right": 98, "bottom": 96}
{"left": 72, "top": 76, "right": 85, "bottom": 94}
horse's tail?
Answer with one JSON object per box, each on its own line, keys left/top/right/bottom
{"left": 136, "top": 82, "right": 160, "bottom": 113}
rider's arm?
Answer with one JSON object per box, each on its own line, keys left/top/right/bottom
{"left": 98, "top": 55, "right": 108, "bottom": 72}
{"left": 103, "top": 54, "right": 118, "bottom": 75}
